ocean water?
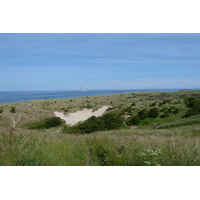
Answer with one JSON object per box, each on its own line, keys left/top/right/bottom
{"left": 0, "top": 89, "right": 181, "bottom": 104}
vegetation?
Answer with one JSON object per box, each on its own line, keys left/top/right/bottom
{"left": 183, "top": 97, "right": 200, "bottom": 118}
{"left": 63, "top": 112, "right": 123, "bottom": 134}
{"left": 149, "top": 108, "right": 159, "bottom": 118}
{"left": 0, "top": 90, "right": 200, "bottom": 166}
{"left": 10, "top": 106, "right": 16, "bottom": 113}
{"left": 45, "top": 117, "right": 62, "bottom": 128}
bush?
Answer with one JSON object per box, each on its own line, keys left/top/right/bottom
{"left": 64, "top": 112, "right": 124, "bottom": 134}
{"left": 10, "top": 107, "right": 16, "bottom": 113}
{"left": 45, "top": 117, "right": 62, "bottom": 128}
{"left": 150, "top": 102, "right": 156, "bottom": 107}
{"left": 160, "top": 112, "right": 170, "bottom": 118}
{"left": 184, "top": 97, "right": 199, "bottom": 108}
{"left": 127, "top": 115, "right": 140, "bottom": 125}
{"left": 131, "top": 102, "right": 136, "bottom": 106}
{"left": 138, "top": 109, "right": 149, "bottom": 119}
{"left": 0, "top": 108, "right": 3, "bottom": 113}
{"left": 183, "top": 98, "right": 200, "bottom": 117}
{"left": 102, "top": 112, "right": 123, "bottom": 130}
{"left": 173, "top": 108, "right": 179, "bottom": 114}
{"left": 149, "top": 108, "right": 159, "bottom": 118}
{"left": 183, "top": 106, "right": 200, "bottom": 118}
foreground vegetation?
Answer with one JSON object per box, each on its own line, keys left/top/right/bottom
{"left": 0, "top": 90, "right": 200, "bottom": 166}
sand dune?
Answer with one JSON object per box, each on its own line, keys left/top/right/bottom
{"left": 54, "top": 106, "right": 110, "bottom": 125}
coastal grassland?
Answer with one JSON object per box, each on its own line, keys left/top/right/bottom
{"left": 0, "top": 90, "right": 200, "bottom": 166}
{"left": 0, "top": 125, "right": 200, "bottom": 166}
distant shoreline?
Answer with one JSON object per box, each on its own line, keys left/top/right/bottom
{"left": 0, "top": 89, "right": 199, "bottom": 104}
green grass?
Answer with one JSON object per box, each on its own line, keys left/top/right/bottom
{"left": 0, "top": 126, "right": 200, "bottom": 166}
{"left": 159, "top": 118, "right": 200, "bottom": 129}
{"left": 0, "top": 90, "right": 200, "bottom": 166}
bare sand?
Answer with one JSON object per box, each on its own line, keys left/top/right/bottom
{"left": 54, "top": 106, "right": 111, "bottom": 125}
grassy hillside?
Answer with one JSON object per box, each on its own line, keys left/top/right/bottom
{"left": 0, "top": 90, "right": 200, "bottom": 166}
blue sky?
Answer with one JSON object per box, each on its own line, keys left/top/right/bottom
{"left": 0, "top": 33, "right": 200, "bottom": 91}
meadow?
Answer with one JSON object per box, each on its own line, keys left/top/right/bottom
{"left": 0, "top": 90, "right": 200, "bottom": 166}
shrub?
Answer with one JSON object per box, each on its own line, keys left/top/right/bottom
{"left": 184, "top": 97, "right": 198, "bottom": 108}
{"left": 149, "top": 108, "right": 159, "bottom": 118}
{"left": 0, "top": 108, "right": 3, "bottom": 113}
{"left": 150, "top": 102, "right": 156, "bottom": 107}
{"left": 160, "top": 112, "right": 170, "bottom": 118}
{"left": 183, "top": 106, "right": 200, "bottom": 118}
{"left": 173, "top": 108, "right": 179, "bottom": 114}
{"left": 64, "top": 112, "right": 124, "bottom": 134}
{"left": 10, "top": 107, "right": 16, "bottom": 113}
{"left": 138, "top": 109, "right": 149, "bottom": 119}
{"left": 131, "top": 102, "right": 136, "bottom": 106}
{"left": 102, "top": 112, "right": 123, "bottom": 130}
{"left": 183, "top": 97, "right": 200, "bottom": 118}
{"left": 127, "top": 115, "right": 140, "bottom": 125}
{"left": 45, "top": 117, "right": 62, "bottom": 128}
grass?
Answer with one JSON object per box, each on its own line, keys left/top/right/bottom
{"left": 0, "top": 90, "right": 200, "bottom": 166}
{"left": 0, "top": 126, "right": 200, "bottom": 166}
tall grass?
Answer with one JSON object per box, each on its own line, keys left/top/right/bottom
{"left": 1, "top": 127, "right": 200, "bottom": 166}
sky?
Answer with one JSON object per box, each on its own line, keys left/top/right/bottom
{"left": 0, "top": 33, "right": 200, "bottom": 91}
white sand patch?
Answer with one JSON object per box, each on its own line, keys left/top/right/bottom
{"left": 54, "top": 106, "right": 111, "bottom": 125}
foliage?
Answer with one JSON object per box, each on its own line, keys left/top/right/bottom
{"left": 131, "top": 102, "right": 136, "bottom": 106}
{"left": 149, "top": 108, "right": 159, "bottom": 118}
{"left": 159, "top": 118, "right": 200, "bottom": 129}
{"left": 183, "top": 106, "right": 200, "bottom": 118}
{"left": 184, "top": 97, "right": 199, "bottom": 108}
{"left": 29, "top": 122, "right": 46, "bottom": 129}
{"left": 138, "top": 109, "right": 149, "bottom": 119}
{"left": 10, "top": 107, "right": 16, "bottom": 113}
{"left": 160, "top": 111, "right": 170, "bottom": 118}
{"left": 45, "top": 117, "right": 62, "bottom": 128}
{"left": 64, "top": 112, "right": 124, "bottom": 134}
{"left": 150, "top": 102, "right": 156, "bottom": 107}
{"left": 127, "top": 115, "right": 140, "bottom": 125}
{"left": 183, "top": 98, "right": 200, "bottom": 118}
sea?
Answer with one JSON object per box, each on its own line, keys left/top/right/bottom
{"left": 0, "top": 89, "right": 182, "bottom": 104}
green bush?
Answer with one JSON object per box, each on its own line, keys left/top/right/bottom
{"left": 173, "top": 108, "right": 179, "bottom": 114}
{"left": 149, "top": 108, "right": 159, "bottom": 118}
{"left": 10, "top": 107, "right": 16, "bottom": 113}
{"left": 183, "top": 106, "right": 200, "bottom": 118}
{"left": 0, "top": 108, "right": 3, "bottom": 113}
{"left": 131, "top": 102, "right": 136, "bottom": 106}
{"left": 150, "top": 102, "right": 156, "bottom": 107}
{"left": 138, "top": 109, "right": 149, "bottom": 119}
{"left": 127, "top": 115, "right": 140, "bottom": 125}
{"left": 184, "top": 97, "right": 199, "bottom": 108}
{"left": 160, "top": 112, "right": 170, "bottom": 118}
{"left": 102, "top": 112, "right": 123, "bottom": 130}
{"left": 183, "top": 98, "right": 200, "bottom": 118}
{"left": 64, "top": 112, "right": 124, "bottom": 134}
{"left": 45, "top": 117, "right": 62, "bottom": 128}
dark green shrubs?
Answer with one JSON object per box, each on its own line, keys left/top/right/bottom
{"left": 127, "top": 115, "right": 140, "bottom": 125}
{"left": 183, "top": 97, "right": 200, "bottom": 118}
{"left": 29, "top": 117, "right": 62, "bottom": 129}
{"left": 138, "top": 109, "right": 149, "bottom": 119}
{"left": 64, "top": 112, "right": 124, "bottom": 134}
{"left": 149, "top": 108, "right": 159, "bottom": 118}
{"left": 45, "top": 117, "right": 62, "bottom": 128}
{"left": 10, "top": 107, "right": 16, "bottom": 113}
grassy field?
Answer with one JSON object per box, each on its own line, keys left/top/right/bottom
{"left": 0, "top": 90, "right": 200, "bottom": 166}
